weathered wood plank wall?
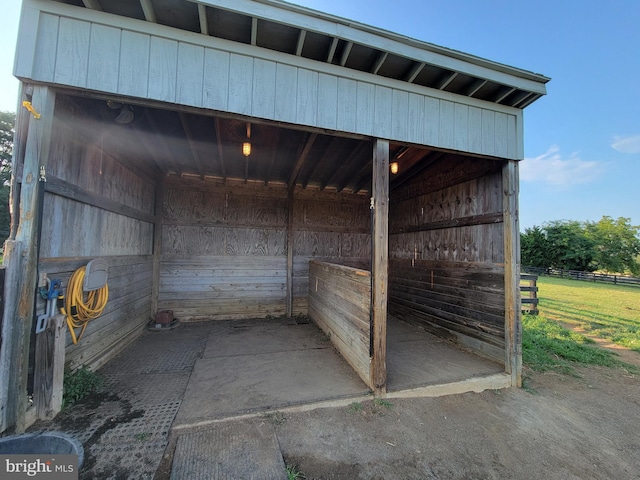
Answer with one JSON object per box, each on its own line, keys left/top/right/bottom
{"left": 308, "top": 261, "right": 371, "bottom": 387}
{"left": 158, "top": 178, "right": 371, "bottom": 320}
{"left": 17, "top": 5, "right": 522, "bottom": 159}
{"left": 36, "top": 95, "right": 156, "bottom": 370}
{"left": 388, "top": 159, "right": 506, "bottom": 363}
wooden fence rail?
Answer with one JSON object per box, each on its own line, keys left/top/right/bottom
{"left": 520, "top": 273, "right": 539, "bottom": 315}
{"left": 523, "top": 266, "right": 640, "bottom": 287}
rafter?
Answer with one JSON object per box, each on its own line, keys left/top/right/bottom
{"left": 198, "top": 4, "right": 209, "bottom": 35}
{"left": 326, "top": 37, "right": 339, "bottom": 63}
{"left": 437, "top": 71, "right": 458, "bottom": 90}
{"left": 466, "top": 79, "right": 487, "bottom": 97}
{"left": 288, "top": 133, "right": 317, "bottom": 189}
{"left": 296, "top": 30, "right": 307, "bottom": 56}
{"left": 340, "top": 41, "right": 353, "bottom": 67}
{"left": 265, "top": 128, "right": 280, "bottom": 186}
{"left": 389, "top": 151, "right": 446, "bottom": 192}
{"left": 82, "top": 0, "right": 103, "bottom": 10}
{"left": 178, "top": 112, "right": 205, "bottom": 177}
{"left": 495, "top": 87, "right": 517, "bottom": 104}
{"left": 371, "top": 52, "right": 388, "bottom": 75}
{"left": 140, "top": 0, "right": 157, "bottom": 23}
{"left": 335, "top": 141, "right": 370, "bottom": 192}
{"left": 324, "top": 141, "right": 368, "bottom": 191}
{"left": 251, "top": 17, "right": 258, "bottom": 45}
{"left": 405, "top": 62, "right": 425, "bottom": 83}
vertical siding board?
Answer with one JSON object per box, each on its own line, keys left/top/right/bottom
{"left": 296, "top": 68, "right": 319, "bottom": 126}
{"left": 507, "top": 114, "right": 517, "bottom": 159}
{"left": 176, "top": 43, "right": 205, "bottom": 107}
{"left": 252, "top": 58, "right": 277, "bottom": 119}
{"left": 118, "top": 30, "right": 150, "bottom": 98}
{"left": 148, "top": 37, "right": 178, "bottom": 103}
{"left": 391, "top": 89, "right": 409, "bottom": 141}
{"left": 203, "top": 48, "right": 230, "bottom": 111}
{"left": 374, "top": 85, "right": 393, "bottom": 137}
{"left": 454, "top": 103, "right": 469, "bottom": 152}
{"left": 228, "top": 53, "right": 254, "bottom": 115}
{"left": 317, "top": 73, "right": 338, "bottom": 130}
{"left": 468, "top": 106, "right": 483, "bottom": 153}
{"left": 356, "top": 81, "right": 375, "bottom": 135}
{"left": 33, "top": 13, "right": 59, "bottom": 82}
{"left": 407, "top": 93, "right": 425, "bottom": 144}
{"left": 494, "top": 112, "right": 509, "bottom": 158}
{"left": 482, "top": 110, "right": 496, "bottom": 156}
{"left": 439, "top": 100, "right": 455, "bottom": 149}
{"left": 336, "top": 77, "right": 357, "bottom": 133}
{"left": 54, "top": 17, "right": 90, "bottom": 88}
{"left": 87, "top": 24, "right": 121, "bottom": 93}
{"left": 274, "top": 63, "right": 298, "bottom": 122}
{"left": 423, "top": 96, "right": 439, "bottom": 146}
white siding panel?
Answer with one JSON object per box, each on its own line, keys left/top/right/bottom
{"left": 468, "top": 106, "right": 483, "bottom": 153}
{"left": 275, "top": 63, "right": 297, "bottom": 122}
{"left": 296, "top": 68, "right": 319, "bottom": 126}
{"left": 374, "top": 85, "right": 392, "bottom": 137}
{"left": 33, "top": 13, "right": 59, "bottom": 82}
{"left": 438, "top": 100, "right": 455, "bottom": 149}
{"left": 356, "top": 81, "right": 375, "bottom": 135}
{"left": 391, "top": 89, "right": 409, "bottom": 141}
{"left": 507, "top": 114, "right": 517, "bottom": 159}
{"left": 454, "top": 103, "right": 469, "bottom": 152}
{"left": 482, "top": 110, "right": 496, "bottom": 156}
{"left": 177, "top": 43, "right": 204, "bottom": 107}
{"left": 118, "top": 31, "right": 150, "bottom": 98}
{"left": 228, "top": 53, "right": 254, "bottom": 115}
{"left": 203, "top": 48, "right": 229, "bottom": 111}
{"left": 54, "top": 17, "right": 90, "bottom": 87}
{"left": 87, "top": 24, "right": 120, "bottom": 93}
{"left": 317, "top": 73, "right": 338, "bottom": 130}
{"left": 494, "top": 112, "right": 509, "bottom": 158}
{"left": 407, "top": 93, "right": 425, "bottom": 144}
{"left": 423, "top": 96, "right": 439, "bottom": 146}
{"left": 336, "top": 77, "right": 357, "bottom": 133}
{"left": 252, "top": 58, "right": 277, "bottom": 119}
{"left": 148, "top": 37, "right": 178, "bottom": 103}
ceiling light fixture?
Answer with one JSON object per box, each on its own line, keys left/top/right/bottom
{"left": 390, "top": 162, "right": 399, "bottom": 174}
{"left": 242, "top": 141, "right": 251, "bottom": 157}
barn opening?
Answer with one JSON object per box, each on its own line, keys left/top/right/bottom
{"left": 2, "top": 0, "right": 548, "bottom": 433}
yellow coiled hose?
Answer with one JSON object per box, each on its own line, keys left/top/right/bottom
{"left": 62, "top": 266, "right": 109, "bottom": 344}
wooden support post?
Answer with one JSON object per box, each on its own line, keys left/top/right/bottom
{"left": 286, "top": 187, "right": 294, "bottom": 317}
{"left": 6, "top": 86, "right": 56, "bottom": 433}
{"left": 370, "top": 139, "right": 389, "bottom": 396}
{"left": 151, "top": 176, "right": 164, "bottom": 317}
{"left": 503, "top": 160, "right": 522, "bottom": 387}
{"left": 33, "top": 315, "right": 66, "bottom": 420}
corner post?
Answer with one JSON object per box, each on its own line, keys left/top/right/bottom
{"left": 370, "top": 139, "right": 389, "bottom": 396}
{"left": 286, "top": 187, "right": 294, "bottom": 317}
{"left": 503, "top": 160, "right": 522, "bottom": 387}
{"left": 151, "top": 175, "right": 164, "bottom": 317}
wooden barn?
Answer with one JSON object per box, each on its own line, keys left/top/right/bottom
{"left": 1, "top": 0, "right": 548, "bottom": 432}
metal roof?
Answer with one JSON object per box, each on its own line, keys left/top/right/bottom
{"left": 52, "top": 0, "right": 549, "bottom": 109}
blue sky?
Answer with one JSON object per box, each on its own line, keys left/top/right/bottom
{"left": 1, "top": 0, "right": 638, "bottom": 230}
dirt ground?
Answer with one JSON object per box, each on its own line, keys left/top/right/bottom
{"left": 273, "top": 364, "right": 640, "bottom": 480}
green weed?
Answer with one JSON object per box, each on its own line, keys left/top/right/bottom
{"left": 348, "top": 402, "right": 363, "bottom": 413}
{"left": 374, "top": 398, "right": 393, "bottom": 409}
{"left": 62, "top": 366, "right": 104, "bottom": 409}
{"left": 286, "top": 464, "right": 304, "bottom": 480}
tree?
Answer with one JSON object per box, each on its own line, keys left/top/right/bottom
{"left": 0, "top": 111, "right": 14, "bottom": 244}
{"left": 521, "top": 225, "right": 551, "bottom": 268}
{"left": 543, "top": 220, "right": 595, "bottom": 271}
{"left": 586, "top": 216, "right": 640, "bottom": 275}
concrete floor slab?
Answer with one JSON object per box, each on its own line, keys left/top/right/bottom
{"left": 171, "top": 421, "right": 286, "bottom": 480}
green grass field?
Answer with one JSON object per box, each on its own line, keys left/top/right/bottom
{"left": 522, "top": 276, "right": 640, "bottom": 374}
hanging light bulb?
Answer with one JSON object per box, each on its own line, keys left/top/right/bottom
{"left": 390, "top": 162, "right": 399, "bottom": 174}
{"left": 242, "top": 141, "right": 252, "bottom": 157}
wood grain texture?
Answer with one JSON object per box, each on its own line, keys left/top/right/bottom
{"left": 54, "top": 17, "right": 90, "bottom": 87}
{"left": 87, "top": 24, "right": 121, "bottom": 93}
{"left": 148, "top": 36, "right": 178, "bottom": 103}
{"left": 308, "top": 261, "right": 371, "bottom": 388}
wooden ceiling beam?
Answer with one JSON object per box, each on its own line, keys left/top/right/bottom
{"left": 139, "top": 0, "right": 157, "bottom": 23}
{"left": 214, "top": 117, "right": 227, "bottom": 182}
{"left": 437, "top": 71, "right": 458, "bottom": 90}
{"left": 352, "top": 160, "right": 373, "bottom": 194}
{"left": 517, "top": 93, "right": 541, "bottom": 109}
{"left": 178, "top": 112, "right": 206, "bottom": 178}
{"left": 390, "top": 151, "right": 446, "bottom": 193}
{"left": 495, "top": 87, "right": 517, "bottom": 104}
{"left": 466, "top": 79, "right": 487, "bottom": 97}
{"left": 264, "top": 128, "right": 280, "bottom": 186}
{"left": 323, "top": 140, "right": 367, "bottom": 191}
{"left": 335, "top": 141, "right": 370, "bottom": 192}
{"left": 198, "top": 4, "right": 209, "bottom": 35}
{"left": 288, "top": 133, "right": 317, "bottom": 189}
{"left": 251, "top": 17, "right": 258, "bottom": 45}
